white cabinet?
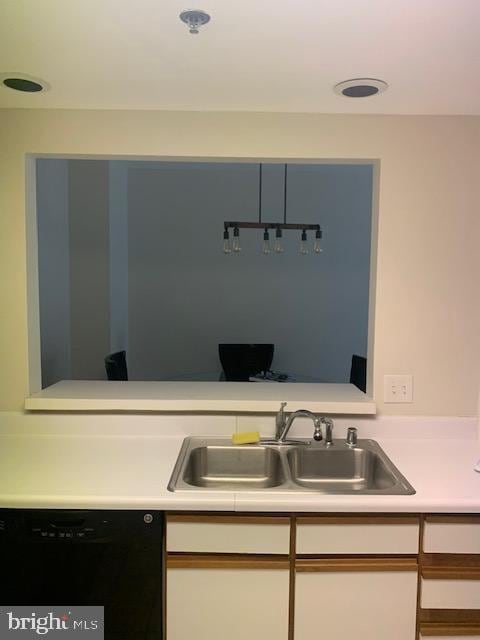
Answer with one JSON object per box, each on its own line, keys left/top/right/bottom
{"left": 295, "top": 560, "right": 418, "bottom": 640}
{"left": 166, "top": 515, "right": 290, "bottom": 639}
{"left": 167, "top": 557, "right": 289, "bottom": 640}
{"left": 165, "top": 514, "right": 421, "bottom": 639}
{"left": 420, "top": 516, "right": 480, "bottom": 633}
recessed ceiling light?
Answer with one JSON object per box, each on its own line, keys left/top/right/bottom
{"left": 0, "top": 72, "right": 50, "bottom": 93}
{"left": 179, "top": 9, "right": 211, "bottom": 34}
{"left": 334, "top": 78, "right": 388, "bottom": 98}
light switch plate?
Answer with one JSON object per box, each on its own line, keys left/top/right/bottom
{"left": 383, "top": 374, "right": 413, "bottom": 403}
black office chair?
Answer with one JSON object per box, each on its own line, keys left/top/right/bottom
{"left": 105, "top": 350, "right": 128, "bottom": 381}
{"left": 350, "top": 354, "right": 367, "bottom": 393}
{"left": 219, "top": 344, "right": 274, "bottom": 381}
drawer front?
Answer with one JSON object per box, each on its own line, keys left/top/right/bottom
{"left": 296, "top": 517, "right": 419, "bottom": 555}
{"left": 167, "top": 516, "right": 290, "bottom": 554}
{"left": 421, "top": 578, "right": 480, "bottom": 609}
{"left": 424, "top": 520, "right": 480, "bottom": 554}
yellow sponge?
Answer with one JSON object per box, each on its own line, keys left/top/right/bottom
{"left": 231, "top": 431, "right": 261, "bottom": 445}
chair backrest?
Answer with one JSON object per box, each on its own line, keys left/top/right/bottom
{"left": 105, "top": 350, "right": 128, "bottom": 381}
{"left": 350, "top": 354, "right": 367, "bottom": 393}
{"left": 218, "top": 344, "right": 274, "bottom": 381}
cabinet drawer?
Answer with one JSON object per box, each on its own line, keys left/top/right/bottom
{"left": 424, "top": 518, "right": 480, "bottom": 554}
{"left": 166, "top": 515, "right": 290, "bottom": 554}
{"left": 296, "top": 516, "right": 419, "bottom": 555}
{"left": 422, "top": 577, "right": 480, "bottom": 609}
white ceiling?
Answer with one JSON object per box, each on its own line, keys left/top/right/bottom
{"left": 1, "top": 0, "right": 480, "bottom": 114}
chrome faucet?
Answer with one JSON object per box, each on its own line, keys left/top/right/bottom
{"left": 275, "top": 402, "right": 288, "bottom": 440}
{"left": 277, "top": 409, "right": 323, "bottom": 443}
{"left": 272, "top": 404, "right": 334, "bottom": 445}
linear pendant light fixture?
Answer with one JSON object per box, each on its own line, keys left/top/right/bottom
{"left": 223, "top": 164, "right": 323, "bottom": 255}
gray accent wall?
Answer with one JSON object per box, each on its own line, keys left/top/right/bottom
{"left": 38, "top": 160, "right": 113, "bottom": 385}
{"left": 68, "top": 160, "right": 110, "bottom": 380}
{"left": 127, "top": 162, "right": 372, "bottom": 382}
{"left": 37, "top": 159, "right": 71, "bottom": 387}
{"left": 109, "top": 162, "right": 129, "bottom": 354}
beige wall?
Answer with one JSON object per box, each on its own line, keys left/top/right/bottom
{"left": 0, "top": 109, "right": 479, "bottom": 415}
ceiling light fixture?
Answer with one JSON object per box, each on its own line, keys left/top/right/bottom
{"left": 179, "top": 9, "right": 211, "bottom": 34}
{"left": 334, "top": 78, "right": 388, "bottom": 98}
{"left": 223, "top": 164, "right": 323, "bottom": 256}
{"left": 0, "top": 72, "right": 50, "bottom": 93}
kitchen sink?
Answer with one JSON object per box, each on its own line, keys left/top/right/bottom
{"left": 182, "top": 445, "right": 286, "bottom": 489}
{"left": 168, "top": 437, "right": 415, "bottom": 495}
{"left": 287, "top": 446, "right": 399, "bottom": 492}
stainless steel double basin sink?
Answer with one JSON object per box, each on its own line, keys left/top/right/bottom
{"left": 168, "top": 437, "right": 415, "bottom": 495}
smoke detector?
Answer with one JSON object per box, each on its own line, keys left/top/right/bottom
{"left": 179, "top": 9, "right": 211, "bottom": 34}
{"left": 334, "top": 78, "right": 388, "bottom": 98}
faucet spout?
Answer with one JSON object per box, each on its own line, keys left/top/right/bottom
{"left": 275, "top": 402, "right": 288, "bottom": 440}
{"left": 278, "top": 409, "right": 322, "bottom": 443}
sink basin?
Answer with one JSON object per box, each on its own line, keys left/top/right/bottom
{"left": 180, "top": 445, "right": 286, "bottom": 489}
{"left": 168, "top": 437, "right": 415, "bottom": 495}
{"left": 287, "top": 446, "right": 399, "bottom": 492}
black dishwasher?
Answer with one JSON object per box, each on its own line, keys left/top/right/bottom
{"left": 0, "top": 509, "right": 164, "bottom": 640}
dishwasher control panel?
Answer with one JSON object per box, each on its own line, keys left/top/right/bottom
{"left": 0, "top": 509, "right": 162, "bottom": 543}
{"left": 30, "top": 525, "right": 96, "bottom": 539}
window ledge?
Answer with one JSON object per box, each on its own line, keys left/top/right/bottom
{"left": 25, "top": 381, "right": 376, "bottom": 414}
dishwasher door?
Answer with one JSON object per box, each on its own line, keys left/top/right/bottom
{"left": 0, "top": 509, "right": 164, "bottom": 640}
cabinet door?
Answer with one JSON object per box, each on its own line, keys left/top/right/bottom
{"left": 295, "top": 559, "right": 418, "bottom": 640}
{"left": 167, "top": 556, "right": 290, "bottom": 640}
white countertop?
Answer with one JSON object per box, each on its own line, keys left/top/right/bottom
{"left": 1, "top": 420, "right": 479, "bottom": 512}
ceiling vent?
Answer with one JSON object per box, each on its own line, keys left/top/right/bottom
{"left": 334, "top": 78, "right": 388, "bottom": 98}
{"left": 0, "top": 72, "right": 50, "bottom": 93}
